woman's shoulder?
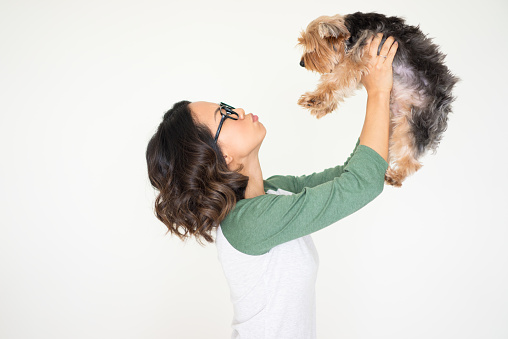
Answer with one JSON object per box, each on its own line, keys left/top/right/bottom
{"left": 221, "top": 187, "right": 287, "bottom": 228}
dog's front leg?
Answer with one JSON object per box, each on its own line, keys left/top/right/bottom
{"left": 298, "top": 72, "right": 341, "bottom": 119}
{"left": 298, "top": 61, "right": 364, "bottom": 119}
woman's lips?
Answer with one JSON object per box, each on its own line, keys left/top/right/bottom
{"left": 253, "top": 114, "right": 258, "bottom": 122}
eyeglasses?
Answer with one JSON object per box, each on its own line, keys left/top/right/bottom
{"left": 214, "top": 102, "right": 239, "bottom": 143}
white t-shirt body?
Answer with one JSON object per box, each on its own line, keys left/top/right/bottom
{"left": 216, "top": 188, "right": 320, "bottom": 339}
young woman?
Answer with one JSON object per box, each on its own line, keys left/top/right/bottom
{"left": 146, "top": 34, "right": 398, "bottom": 339}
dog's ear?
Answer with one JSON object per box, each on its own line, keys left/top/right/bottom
{"left": 317, "top": 19, "right": 349, "bottom": 39}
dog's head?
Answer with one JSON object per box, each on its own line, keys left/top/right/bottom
{"left": 297, "top": 14, "right": 351, "bottom": 74}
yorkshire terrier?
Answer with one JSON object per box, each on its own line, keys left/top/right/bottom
{"left": 297, "top": 12, "right": 459, "bottom": 187}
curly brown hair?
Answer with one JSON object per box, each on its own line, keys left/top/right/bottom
{"left": 146, "top": 100, "right": 249, "bottom": 244}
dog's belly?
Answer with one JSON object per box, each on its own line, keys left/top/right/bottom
{"left": 393, "top": 62, "right": 431, "bottom": 85}
{"left": 391, "top": 63, "right": 429, "bottom": 115}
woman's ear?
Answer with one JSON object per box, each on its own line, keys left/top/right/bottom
{"left": 223, "top": 154, "right": 234, "bottom": 166}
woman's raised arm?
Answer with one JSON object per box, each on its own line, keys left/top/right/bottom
{"left": 359, "top": 33, "right": 398, "bottom": 162}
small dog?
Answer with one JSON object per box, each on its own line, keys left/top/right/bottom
{"left": 297, "top": 12, "right": 460, "bottom": 187}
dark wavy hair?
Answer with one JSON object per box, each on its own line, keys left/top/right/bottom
{"left": 146, "top": 100, "right": 249, "bottom": 244}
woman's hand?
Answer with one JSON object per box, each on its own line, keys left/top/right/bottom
{"left": 361, "top": 33, "right": 398, "bottom": 96}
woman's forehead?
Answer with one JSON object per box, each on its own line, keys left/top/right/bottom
{"left": 190, "top": 101, "right": 217, "bottom": 112}
{"left": 189, "top": 101, "right": 220, "bottom": 124}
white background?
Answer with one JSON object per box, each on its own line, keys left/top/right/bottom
{"left": 1, "top": 0, "right": 507, "bottom": 338}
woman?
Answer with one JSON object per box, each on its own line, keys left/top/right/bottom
{"left": 146, "top": 34, "right": 398, "bottom": 338}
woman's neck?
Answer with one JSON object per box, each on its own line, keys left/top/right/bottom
{"left": 239, "top": 155, "right": 265, "bottom": 199}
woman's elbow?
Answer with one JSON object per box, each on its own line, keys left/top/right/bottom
{"left": 358, "top": 173, "right": 386, "bottom": 202}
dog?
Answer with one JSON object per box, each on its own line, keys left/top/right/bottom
{"left": 297, "top": 12, "right": 460, "bottom": 187}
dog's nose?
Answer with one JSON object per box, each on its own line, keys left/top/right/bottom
{"left": 300, "top": 59, "right": 305, "bottom": 67}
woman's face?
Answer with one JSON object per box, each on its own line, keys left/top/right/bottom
{"left": 189, "top": 101, "right": 266, "bottom": 165}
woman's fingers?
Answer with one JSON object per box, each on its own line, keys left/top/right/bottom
{"left": 364, "top": 33, "right": 398, "bottom": 71}
{"left": 369, "top": 33, "right": 383, "bottom": 57}
{"left": 385, "top": 40, "right": 398, "bottom": 64}
{"left": 379, "top": 36, "right": 394, "bottom": 56}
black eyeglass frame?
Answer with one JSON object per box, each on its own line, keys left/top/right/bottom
{"left": 214, "top": 102, "right": 239, "bottom": 143}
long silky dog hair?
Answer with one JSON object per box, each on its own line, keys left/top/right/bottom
{"left": 298, "top": 12, "right": 460, "bottom": 186}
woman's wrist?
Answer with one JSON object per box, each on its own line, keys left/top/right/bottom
{"left": 366, "top": 91, "right": 391, "bottom": 118}
{"left": 366, "top": 90, "right": 392, "bottom": 100}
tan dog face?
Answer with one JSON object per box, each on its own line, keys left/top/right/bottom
{"left": 297, "top": 15, "right": 351, "bottom": 74}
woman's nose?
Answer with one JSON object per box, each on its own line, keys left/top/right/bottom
{"left": 236, "top": 108, "right": 246, "bottom": 119}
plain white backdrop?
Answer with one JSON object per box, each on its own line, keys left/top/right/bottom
{"left": 1, "top": 0, "right": 507, "bottom": 338}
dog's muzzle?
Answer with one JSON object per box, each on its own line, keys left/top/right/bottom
{"left": 300, "top": 59, "right": 305, "bottom": 67}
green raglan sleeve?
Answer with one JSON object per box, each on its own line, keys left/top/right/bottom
{"left": 220, "top": 144, "right": 389, "bottom": 256}
{"left": 263, "top": 139, "right": 361, "bottom": 194}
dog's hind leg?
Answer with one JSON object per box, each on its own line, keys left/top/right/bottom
{"left": 385, "top": 107, "right": 423, "bottom": 187}
{"left": 384, "top": 70, "right": 432, "bottom": 186}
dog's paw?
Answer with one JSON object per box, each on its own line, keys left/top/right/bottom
{"left": 298, "top": 93, "right": 336, "bottom": 119}
{"left": 298, "top": 92, "right": 325, "bottom": 109}
{"left": 385, "top": 167, "right": 404, "bottom": 187}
